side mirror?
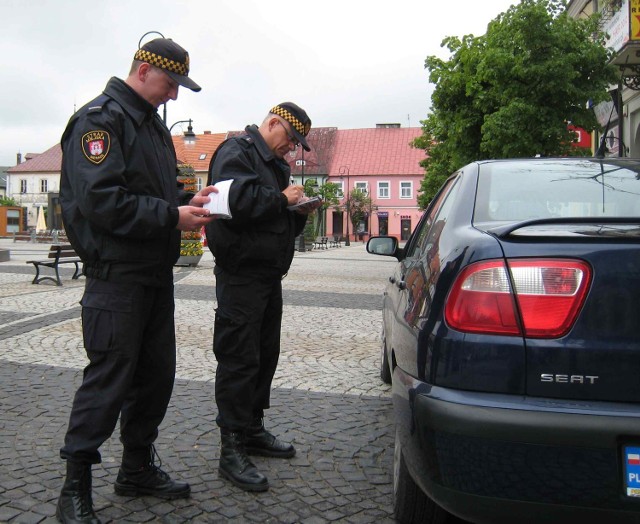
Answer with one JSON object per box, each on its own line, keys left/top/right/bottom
{"left": 366, "top": 236, "right": 398, "bottom": 257}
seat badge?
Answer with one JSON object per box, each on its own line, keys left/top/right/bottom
{"left": 82, "top": 130, "right": 110, "bottom": 165}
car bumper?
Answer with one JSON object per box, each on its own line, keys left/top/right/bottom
{"left": 394, "top": 369, "right": 640, "bottom": 524}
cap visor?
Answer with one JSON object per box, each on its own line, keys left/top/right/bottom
{"left": 165, "top": 70, "right": 202, "bottom": 92}
{"left": 292, "top": 129, "right": 311, "bottom": 152}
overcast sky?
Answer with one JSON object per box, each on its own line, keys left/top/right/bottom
{"left": 0, "top": 0, "right": 518, "bottom": 167}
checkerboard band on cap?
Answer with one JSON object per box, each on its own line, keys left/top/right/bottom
{"left": 270, "top": 105, "right": 308, "bottom": 136}
{"left": 134, "top": 49, "right": 190, "bottom": 76}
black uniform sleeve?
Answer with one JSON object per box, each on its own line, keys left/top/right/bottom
{"left": 62, "top": 106, "right": 179, "bottom": 239}
{"left": 209, "top": 140, "right": 288, "bottom": 225}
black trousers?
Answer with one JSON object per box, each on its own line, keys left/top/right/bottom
{"left": 60, "top": 278, "right": 176, "bottom": 464}
{"left": 213, "top": 267, "right": 283, "bottom": 431}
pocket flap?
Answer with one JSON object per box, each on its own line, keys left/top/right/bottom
{"left": 80, "top": 291, "right": 133, "bottom": 312}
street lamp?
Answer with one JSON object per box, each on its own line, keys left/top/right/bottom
{"left": 169, "top": 119, "right": 197, "bottom": 143}
{"left": 137, "top": 31, "right": 168, "bottom": 122}
{"left": 298, "top": 148, "right": 306, "bottom": 252}
{"left": 339, "top": 166, "right": 351, "bottom": 246}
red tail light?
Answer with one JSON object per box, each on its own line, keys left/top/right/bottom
{"left": 445, "top": 259, "right": 591, "bottom": 338}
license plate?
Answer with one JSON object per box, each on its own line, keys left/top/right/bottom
{"left": 623, "top": 446, "right": 640, "bottom": 497}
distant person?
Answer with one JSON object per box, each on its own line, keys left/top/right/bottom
{"left": 57, "top": 37, "right": 216, "bottom": 523}
{"left": 205, "top": 102, "right": 321, "bottom": 491}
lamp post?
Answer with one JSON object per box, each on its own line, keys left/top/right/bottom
{"left": 298, "top": 148, "right": 306, "bottom": 252}
{"left": 339, "top": 166, "right": 351, "bottom": 246}
{"left": 137, "top": 31, "right": 167, "bottom": 122}
{"left": 169, "top": 119, "right": 197, "bottom": 143}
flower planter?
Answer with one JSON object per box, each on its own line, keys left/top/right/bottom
{"left": 175, "top": 254, "right": 202, "bottom": 267}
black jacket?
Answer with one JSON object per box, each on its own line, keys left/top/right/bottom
{"left": 60, "top": 77, "right": 192, "bottom": 286}
{"left": 205, "top": 125, "right": 306, "bottom": 275}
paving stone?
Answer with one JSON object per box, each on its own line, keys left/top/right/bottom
{"left": 0, "top": 242, "right": 397, "bottom": 523}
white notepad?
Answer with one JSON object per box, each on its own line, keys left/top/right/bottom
{"left": 203, "top": 179, "right": 233, "bottom": 219}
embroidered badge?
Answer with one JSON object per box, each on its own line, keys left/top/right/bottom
{"left": 82, "top": 131, "right": 110, "bottom": 164}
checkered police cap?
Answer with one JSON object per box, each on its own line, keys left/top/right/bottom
{"left": 134, "top": 38, "right": 201, "bottom": 92}
{"left": 270, "top": 102, "right": 312, "bottom": 151}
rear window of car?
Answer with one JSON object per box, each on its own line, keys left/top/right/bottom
{"left": 473, "top": 159, "right": 640, "bottom": 223}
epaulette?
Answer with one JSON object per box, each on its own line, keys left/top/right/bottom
{"left": 86, "top": 94, "right": 110, "bottom": 114}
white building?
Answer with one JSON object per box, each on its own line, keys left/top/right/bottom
{"left": 5, "top": 146, "right": 62, "bottom": 230}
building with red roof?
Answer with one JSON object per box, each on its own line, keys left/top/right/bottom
{"left": 5, "top": 125, "right": 426, "bottom": 239}
{"left": 325, "top": 125, "right": 425, "bottom": 242}
{"left": 6, "top": 146, "right": 63, "bottom": 229}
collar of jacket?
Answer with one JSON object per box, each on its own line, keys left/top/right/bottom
{"left": 244, "top": 124, "right": 278, "bottom": 163}
{"left": 103, "top": 76, "right": 157, "bottom": 126}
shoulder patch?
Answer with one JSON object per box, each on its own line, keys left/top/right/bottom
{"left": 82, "top": 131, "right": 110, "bottom": 165}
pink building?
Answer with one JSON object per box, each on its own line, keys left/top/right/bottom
{"left": 325, "top": 126, "right": 426, "bottom": 242}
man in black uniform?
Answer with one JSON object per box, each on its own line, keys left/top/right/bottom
{"left": 56, "top": 37, "right": 216, "bottom": 524}
{"left": 205, "top": 102, "right": 321, "bottom": 492}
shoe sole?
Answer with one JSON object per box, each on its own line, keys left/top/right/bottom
{"left": 245, "top": 446, "right": 296, "bottom": 459}
{"left": 218, "top": 468, "right": 269, "bottom": 492}
{"left": 114, "top": 484, "right": 191, "bottom": 500}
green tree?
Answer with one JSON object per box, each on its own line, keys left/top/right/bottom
{"left": 414, "top": 0, "right": 618, "bottom": 207}
{"left": 347, "top": 189, "right": 376, "bottom": 236}
{"left": 304, "top": 180, "right": 341, "bottom": 236}
{"left": 0, "top": 196, "right": 17, "bottom": 206}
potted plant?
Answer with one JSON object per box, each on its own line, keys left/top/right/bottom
{"left": 176, "top": 163, "right": 203, "bottom": 266}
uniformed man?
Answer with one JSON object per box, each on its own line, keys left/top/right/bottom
{"left": 56, "top": 37, "right": 216, "bottom": 524}
{"left": 204, "top": 102, "right": 321, "bottom": 492}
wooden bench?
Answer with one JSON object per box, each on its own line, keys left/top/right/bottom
{"left": 26, "top": 244, "right": 82, "bottom": 286}
{"left": 13, "top": 231, "right": 69, "bottom": 243}
{"left": 13, "top": 232, "right": 34, "bottom": 242}
{"left": 313, "top": 237, "right": 328, "bottom": 250}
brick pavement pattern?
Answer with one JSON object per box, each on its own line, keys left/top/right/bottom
{"left": 0, "top": 240, "right": 397, "bottom": 523}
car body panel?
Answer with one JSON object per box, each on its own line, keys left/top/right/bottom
{"left": 394, "top": 369, "right": 640, "bottom": 523}
{"left": 370, "top": 157, "right": 640, "bottom": 523}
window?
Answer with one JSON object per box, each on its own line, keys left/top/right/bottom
{"left": 405, "top": 177, "right": 459, "bottom": 258}
{"left": 7, "top": 209, "right": 20, "bottom": 233}
{"left": 400, "top": 181, "right": 413, "bottom": 199}
{"left": 40, "top": 179, "right": 48, "bottom": 193}
{"left": 474, "top": 159, "right": 640, "bottom": 222}
{"left": 355, "top": 182, "right": 368, "bottom": 194}
{"left": 199, "top": 153, "right": 207, "bottom": 160}
{"left": 337, "top": 181, "right": 345, "bottom": 197}
{"left": 20, "top": 179, "right": 27, "bottom": 194}
{"left": 196, "top": 177, "right": 203, "bottom": 191}
{"left": 378, "top": 181, "right": 390, "bottom": 199}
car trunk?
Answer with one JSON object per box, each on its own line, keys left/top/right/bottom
{"left": 498, "top": 225, "right": 640, "bottom": 403}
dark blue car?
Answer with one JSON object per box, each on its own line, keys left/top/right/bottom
{"left": 367, "top": 158, "right": 640, "bottom": 524}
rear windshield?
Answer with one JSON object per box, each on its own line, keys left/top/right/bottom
{"left": 474, "top": 159, "right": 640, "bottom": 223}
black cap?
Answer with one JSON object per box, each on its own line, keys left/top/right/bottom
{"left": 270, "top": 102, "right": 312, "bottom": 151}
{"left": 134, "top": 38, "right": 201, "bottom": 92}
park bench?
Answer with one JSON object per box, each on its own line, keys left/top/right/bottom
{"left": 26, "top": 244, "right": 82, "bottom": 286}
{"left": 330, "top": 236, "right": 341, "bottom": 248}
{"left": 13, "top": 230, "right": 69, "bottom": 243}
{"left": 13, "top": 233, "right": 33, "bottom": 242}
{"left": 313, "top": 237, "right": 328, "bottom": 250}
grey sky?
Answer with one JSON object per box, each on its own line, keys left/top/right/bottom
{"left": 0, "top": 0, "right": 517, "bottom": 167}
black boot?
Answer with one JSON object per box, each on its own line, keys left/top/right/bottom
{"left": 56, "top": 461, "right": 100, "bottom": 524}
{"left": 114, "top": 445, "right": 190, "bottom": 499}
{"left": 246, "top": 418, "right": 296, "bottom": 458}
{"left": 219, "top": 429, "right": 269, "bottom": 492}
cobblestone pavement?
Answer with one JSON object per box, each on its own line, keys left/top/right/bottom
{"left": 0, "top": 239, "right": 398, "bottom": 523}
